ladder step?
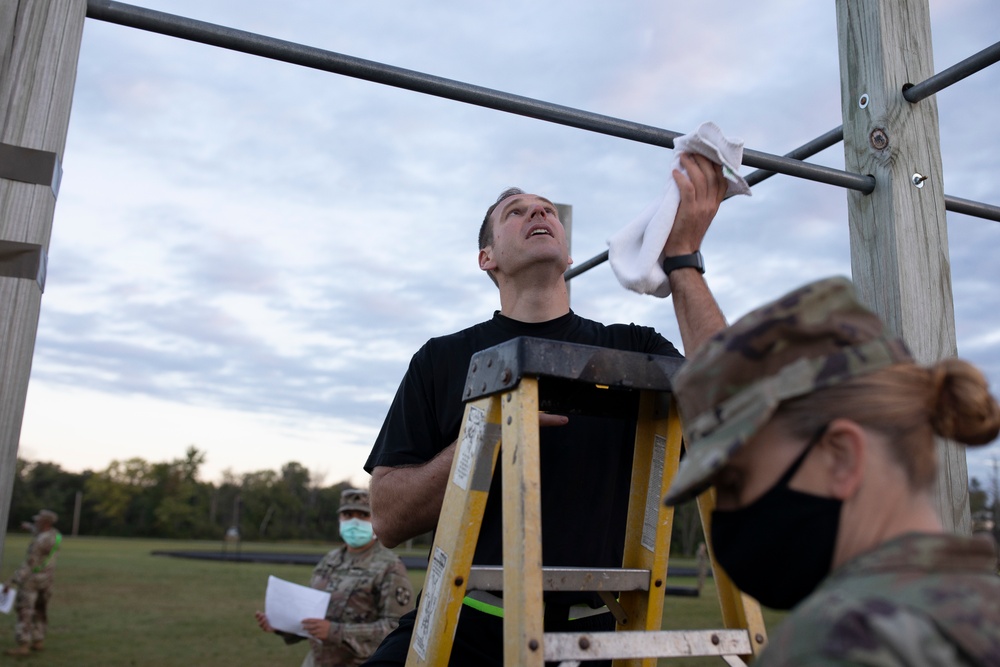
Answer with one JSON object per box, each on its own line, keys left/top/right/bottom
{"left": 542, "top": 629, "right": 752, "bottom": 662}
{"left": 468, "top": 566, "right": 651, "bottom": 592}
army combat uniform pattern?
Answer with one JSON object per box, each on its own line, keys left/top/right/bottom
{"left": 758, "top": 533, "right": 1000, "bottom": 667}
{"left": 11, "top": 528, "right": 60, "bottom": 646}
{"left": 294, "top": 541, "right": 414, "bottom": 667}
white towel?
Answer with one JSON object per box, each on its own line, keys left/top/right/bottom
{"left": 607, "top": 121, "right": 751, "bottom": 298}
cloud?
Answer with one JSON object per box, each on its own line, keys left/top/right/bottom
{"left": 18, "top": 0, "right": 1000, "bottom": 487}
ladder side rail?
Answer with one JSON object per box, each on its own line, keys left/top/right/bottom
{"left": 615, "top": 392, "right": 684, "bottom": 667}
{"left": 695, "top": 486, "right": 768, "bottom": 661}
{"left": 500, "top": 377, "right": 546, "bottom": 667}
{"left": 405, "top": 396, "right": 503, "bottom": 667}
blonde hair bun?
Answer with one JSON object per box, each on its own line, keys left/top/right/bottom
{"left": 929, "top": 358, "right": 1000, "bottom": 446}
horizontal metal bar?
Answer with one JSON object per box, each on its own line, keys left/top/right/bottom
{"left": 743, "top": 125, "right": 844, "bottom": 189}
{"left": 742, "top": 147, "right": 872, "bottom": 192}
{"left": 564, "top": 165, "right": 999, "bottom": 286}
{"left": 564, "top": 188, "right": 1000, "bottom": 283}
{"left": 468, "top": 566, "right": 651, "bottom": 592}
{"left": 564, "top": 250, "right": 610, "bottom": 281}
{"left": 544, "top": 629, "right": 751, "bottom": 661}
{"left": 566, "top": 125, "right": 850, "bottom": 282}
{"left": 88, "top": 2, "right": 1000, "bottom": 261}
{"left": 904, "top": 40, "right": 1000, "bottom": 103}
{"left": 946, "top": 194, "right": 1000, "bottom": 223}
{"left": 563, "top": 198, "right": 1000, "bottom": 284}
{"left": 86, "top": 0, "right": 873, "bottom": 194}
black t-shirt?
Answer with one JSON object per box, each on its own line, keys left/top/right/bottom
{"left": 365, "top": 311, "right": 680, "bottom": 598}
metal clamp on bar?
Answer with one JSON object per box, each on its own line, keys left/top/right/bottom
{"left": 0, "top": 142, "right": 63, "bottom": 198}
{"left": 0, "top": 240, "right": 48, "bottom": 292}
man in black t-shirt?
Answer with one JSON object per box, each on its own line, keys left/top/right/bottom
{"left": 363, "top": 154, "right": 730, "bottom": 666}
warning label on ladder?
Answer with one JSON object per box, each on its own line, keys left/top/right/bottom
{"left": 413, "top": 546, "right": 449, "bottom": 660}
{"left": 641, "top": 434, "right": 668, "bottom": 551}
{"left": 452, "top": 406, "right": 485, "bottom": 490}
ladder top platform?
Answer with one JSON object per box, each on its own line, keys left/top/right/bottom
{"left": 462, "top": 336, "right": 684, "bottom": 402}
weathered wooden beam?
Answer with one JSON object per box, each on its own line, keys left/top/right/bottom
{"left": 836, "top": 0, "right": 969, "bottom": 533}
{"left": 0, "top": 0, "right": 86, "bottom": 564}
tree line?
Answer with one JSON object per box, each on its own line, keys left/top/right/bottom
{"left": 7, "top": 446, "right": 364, "bottom": 542}
{"left": 8, "top": 445, "right": 704, "bottom": 552}
{"left": 12, "top": 445, "right": 995, "bottom": 552}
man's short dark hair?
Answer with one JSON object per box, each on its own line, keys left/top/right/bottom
{"left": 479, "top": 187, "right": 525, "bottom": 250}
{"left": 478, "top": 187, "right": 524, "bottom": 287}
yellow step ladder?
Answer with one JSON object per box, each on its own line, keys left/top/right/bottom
{"left": 405, "top": 336, "right": 767, "bottom": 666}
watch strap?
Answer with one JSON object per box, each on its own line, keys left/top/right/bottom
{"left": 662, "top": 250, "right": 705, "bottom": 275}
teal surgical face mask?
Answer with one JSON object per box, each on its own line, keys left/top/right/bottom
{"left": 339, "top": 518, "right": 374, "bottom": 548}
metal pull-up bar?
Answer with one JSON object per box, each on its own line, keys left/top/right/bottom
{"left": 85, "top": 1, "right": 1000, "bottom": 229}
{"left": 87, "top": 0, "right": 874, "bottom": 193}
{"left": 566, "top": 113, "right": 1000, "bottom": 281}
{"left": 903, "top": 40, "right": 1000, "bottom": 103}
{"left": 85, "top": 0, "right": 1000, "bottom": 285}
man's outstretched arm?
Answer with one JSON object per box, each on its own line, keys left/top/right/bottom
{"left": 664, "top": 152, "right": 728, "bottom": 355}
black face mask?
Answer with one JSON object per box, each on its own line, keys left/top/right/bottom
{"left": 710, "top": 426, "right": 842, "bottom": 610}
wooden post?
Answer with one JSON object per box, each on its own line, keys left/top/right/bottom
{"left": 72, "top": 490, "right": 82, "bottom": 537}
{"left": 0, "top": 0, "right": 86, "bottom": 564}
{"left": 836, "top": 0, "right": 970, "bottom": 533}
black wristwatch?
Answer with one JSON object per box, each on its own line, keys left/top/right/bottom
{"left": 662, "top": 250, "right": 705, "bottom": 275}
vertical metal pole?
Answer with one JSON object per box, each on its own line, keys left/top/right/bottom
{"left": 0, "top": 0, "right": 86, "bottom": 567}
{"left": 556, "top": 203, "right": 572, "bottom": 304}
{"left": 835, "top": 0, "right": 969, "bottom": 532}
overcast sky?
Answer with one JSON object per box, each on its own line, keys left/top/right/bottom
{"left": 17, "top": 0, "right": 1000, "bottom": 491}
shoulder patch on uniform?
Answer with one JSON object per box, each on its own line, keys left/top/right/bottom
{"left": 396, "top": 586, "right": 412, "bottom": 607}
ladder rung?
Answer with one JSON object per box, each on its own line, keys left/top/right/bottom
{"left": 542, "top": 629, "right": 752, "bottom": 661}
{"left": 468, "top": 566, "right": 651, "bottom": 592}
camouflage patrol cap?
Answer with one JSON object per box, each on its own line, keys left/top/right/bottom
{"left": 34, "top": 509, "right": 58, "bottom": 523}
{"left": 339, "top": 489, "right": 371, "bottom": 514}
{"left": 663, "top": 276, "right": 913, "bottom": 506}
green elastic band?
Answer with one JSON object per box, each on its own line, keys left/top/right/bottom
{"left": 461, "top": 595, "right": 609, "bottom": 621}
{"left": 32, "top": 533, "right": 61, "bottom": 573}
{"left": 462, "top": 595, "right": 504, "bottom": 618}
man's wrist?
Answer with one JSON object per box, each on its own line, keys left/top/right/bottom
{"left": 662, "top": 250, "right": 705, "bottom": 276}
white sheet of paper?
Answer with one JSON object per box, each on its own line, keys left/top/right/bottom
{"left": 264, "top": 575, "right": 330, "bottom": 638}
{"left": 0, "top": 588, "right": 15, "bottom": 614}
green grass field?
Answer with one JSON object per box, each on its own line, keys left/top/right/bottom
{"left": 1, "top": 534, "right": 784, "bottom": 666}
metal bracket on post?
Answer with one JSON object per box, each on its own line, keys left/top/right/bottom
{"left": 0, "top": 142, "right": 62, "bottom": 198}
{"left": 0, "top": 241, "right": 48, "bottom": 292}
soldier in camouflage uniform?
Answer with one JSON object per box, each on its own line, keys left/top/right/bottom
{"left": 664, "top": 276, "right": 1000, "bottom": 666}
{"left": 4, "top": 509, "right": 62, "bottom": 657}
{"left": 256, "top": 489, "right": 414, "bottom": 667}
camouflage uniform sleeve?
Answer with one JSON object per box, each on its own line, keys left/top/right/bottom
{"left": 11, "top": 532, "right": 54, "bottom": 586}
{"left": 758, "top": 599, "right": 977, "bottom": 667}
{"left": 326, "top": 557, "right": 414, "bottom": 657}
